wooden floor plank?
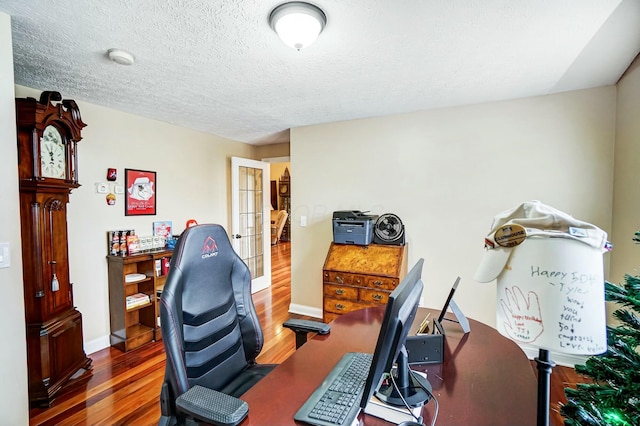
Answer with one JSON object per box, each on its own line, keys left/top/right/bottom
{"left": 29, "top": 241, "right": 586, "bottom": 425}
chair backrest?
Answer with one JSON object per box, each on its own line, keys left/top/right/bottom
{"left": 274, "top": 210, "right": 288, "bottom": 239}
{"left": 160, "top": 224, "right": 264, "bottom": 399}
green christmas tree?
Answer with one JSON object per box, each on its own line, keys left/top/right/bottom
{"left": 560, "top": 232, "right": 640, "bottom": 426}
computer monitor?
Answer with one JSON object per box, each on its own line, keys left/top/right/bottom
{"left": 359, "top": 258, "right": 432, "bottom": 409}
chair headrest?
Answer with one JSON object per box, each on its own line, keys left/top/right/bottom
{"left": 171, "top": 224, "right": 237, "bottom": 275}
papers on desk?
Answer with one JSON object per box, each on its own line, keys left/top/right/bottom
{"left": 364, "top": 395, "right": 422, "bottom": 424}
{"left": 363, "top": 370, "right": 426, "bottom": 424}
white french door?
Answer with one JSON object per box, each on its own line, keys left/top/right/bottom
{"left": 231, "top": 157, "right": 271, "bottom": 293}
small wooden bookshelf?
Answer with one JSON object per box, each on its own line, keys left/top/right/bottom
{"left": 107, "top": 250, "right": 172, "bottom": 352}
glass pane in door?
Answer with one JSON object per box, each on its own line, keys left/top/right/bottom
{"left": 237, "top": 166, "right": 264, "bottom": 280}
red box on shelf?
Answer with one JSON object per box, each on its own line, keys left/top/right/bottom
{"left": 161, "top": 257, "right": 170, "bottom": 276}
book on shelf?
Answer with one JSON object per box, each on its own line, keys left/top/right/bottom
{"left": 153, "top": 221, "right": 172, "bottom": 239}
{"left": 126, "top": 293, "right": 150, "bottom": 309}
{"left": 161, "top": 257, "right": 171, "bottom": 276}
{"left": 364, "top": 394, "right": 423, "bottom": 425}
{"left": 126, "top": 235, "right": 140, "bottom": 255}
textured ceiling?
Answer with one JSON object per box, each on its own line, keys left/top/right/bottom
{"left": 1, "top": 0, "right": 639, "bottom": 145}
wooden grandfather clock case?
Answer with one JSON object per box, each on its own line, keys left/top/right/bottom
{"left": 16, "top": 91, "right": 92, "bottom": 407}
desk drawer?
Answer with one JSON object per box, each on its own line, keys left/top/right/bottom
{"left": 323, "top": 283, "right": 358, "bottom": 300}
{"left": 364, "top": 276, "right": 398, "bottom": 291}
{"left": 324, "top": 311, "right": 341, "bottom": 323}
{"left": 324, "top": 297, "right": 372, "bottom": 315}
{"left": 359, "top": 288, "right": 390, "bottom": 305}
{"left": 323, "top": 271, "right": 365, "bottom": 286}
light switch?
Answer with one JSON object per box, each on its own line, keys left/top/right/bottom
{"left": 96, "top": 182, "right": 109, "bottom": 194}
{"left": 0, "top": 242, "right": 9, "bottom": 268}
{"left": 300, "top": 216, "right": 307, "bottom": 227}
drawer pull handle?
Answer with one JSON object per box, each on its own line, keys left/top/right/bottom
{"left": 373, "top": 280, "right": 383, "bottom": 286}
{"left": 372, "top": 294, "right": 383, "bottom": 301}
{"left": 335, "top": 303, "right": 345, "bottom": 310}
{"left": 335, "top": 289, "right": 345, "bottom": 295}
{"left": 336, "top": 276, "right": 344, "bottom": 284}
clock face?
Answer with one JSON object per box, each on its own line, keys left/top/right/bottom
{"left": 279, "top": 184, "right": 289, "bottom": 194}
{"left": 40, "top": 125, "right": 66, "bottom": 179}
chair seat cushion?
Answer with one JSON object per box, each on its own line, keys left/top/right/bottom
{"left": 219, "top": 364, "right": 277, "bottom": 398}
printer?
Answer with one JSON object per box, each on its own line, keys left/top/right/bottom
{"left": 332, "top": 210, "right": 378, "bottom": 245}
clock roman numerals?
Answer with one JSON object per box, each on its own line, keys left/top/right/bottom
{"left": 40, "top": 126, "right": 66, "bottom": 179}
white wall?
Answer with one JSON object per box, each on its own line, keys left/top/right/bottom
{"left": 14, "top": 85, "right": 254, "bottom": 354}
{"left": 290, "top": 86, "right": 617, "bottom": 327}
{"left": 611, "top": 56, "right": 640, "bottom": 285}
{"left": 0, "top": 12, "right": 29, "bottom": 425}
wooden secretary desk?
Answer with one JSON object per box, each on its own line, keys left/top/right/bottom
{"left": 322, "top": 243, "right": 408, "bottom": 322}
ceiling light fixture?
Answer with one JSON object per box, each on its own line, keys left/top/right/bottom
{"left": 269, "top": 2, "right": 326, "bottom": 51}
{"left": 107, "top": 49, "right": 135, "bottom": 65}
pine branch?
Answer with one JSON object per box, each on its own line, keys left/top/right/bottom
{"left": 610, "top": 310, "right": 640, "bottom": 347}
{"left": 562, "top": 231, "right": 640, "bottom": 425}
{"left": 612, "top": 309, "right": 640, "bottom": 330}
{"left": 605, "top": 279, "right": 640, "bottom": 311}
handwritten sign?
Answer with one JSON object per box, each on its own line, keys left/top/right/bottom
{"left": 495, "top": 238, "right": 607, "bottom": 355}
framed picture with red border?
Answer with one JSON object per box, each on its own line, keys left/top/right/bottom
{"left": 125, "top": 169, "right": 156, "bottom": 216}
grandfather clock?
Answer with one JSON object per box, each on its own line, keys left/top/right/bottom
{"left": 16, "top": 91, "right": 92, "bottom": 407}
{"left": 279, "top": 167, "right": 291, "bottom": 242}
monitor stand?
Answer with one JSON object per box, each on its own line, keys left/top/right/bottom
{"left": 375, "top": 346, "right": 432, "bottom": 408}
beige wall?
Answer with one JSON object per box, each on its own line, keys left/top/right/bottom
{"left": 0, "top": 12, "right": 29, "bottom": 424}
{"left": 256, "top": 142, "right": 290, "bottom": 160}
{"left": 14, "top": 85, "right": 255, "bottom": 353}
{"left": 611, "top": 56, "right": 640, "bottom": 285}
{"left": 289, "top": 87, "right": 617, "bottom": 326}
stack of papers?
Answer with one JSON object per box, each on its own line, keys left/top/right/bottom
{"left": 364, "top": 395, "right": 423, "bottom": 424}
{"left": 126, "top": 293, "right": 150, "bottom": 309}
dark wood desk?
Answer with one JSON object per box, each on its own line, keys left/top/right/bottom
{"left": 242, "top": 307, "right": 537, "bottom": 425}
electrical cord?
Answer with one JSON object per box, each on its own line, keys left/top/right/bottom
{"left": 388, "top": 368, "right": 439, "bottom": 426}
{"left": 388, "top": 372, "right": 423, "bottom": 424}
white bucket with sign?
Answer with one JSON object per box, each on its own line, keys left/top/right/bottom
{"left": 474, "top": 201, "right": 610, "bottom": 355}
{"left": 495, "top": 237, "right": 607, "bottom": 355}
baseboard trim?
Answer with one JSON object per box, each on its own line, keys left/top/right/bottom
{"left": 85, "top": 335, "right": 110, "bottom": 356}
{"left": 519, "top": 344, "right": 588, "bottom": 368}
{"left": 288, "top": 303, "right": 323, "bottom": 319}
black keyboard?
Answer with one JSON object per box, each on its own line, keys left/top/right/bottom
{"left": 294, "top": 352, "right": 372, "bottom": 426}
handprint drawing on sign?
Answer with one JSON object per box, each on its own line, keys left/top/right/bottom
{"left": 500, "top": 285, "right": 544, "bottom": 343}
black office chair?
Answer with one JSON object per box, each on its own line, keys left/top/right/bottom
{"left": 159, "top": 224, "right": 328, "bottom": 426}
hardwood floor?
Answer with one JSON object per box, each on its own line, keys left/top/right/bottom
{"left": 29, "top": 241, "right": 588, "bottom": 425}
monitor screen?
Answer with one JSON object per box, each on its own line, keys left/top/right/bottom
{"left": 359, "top": 258, "right": 431, "bottom": 409}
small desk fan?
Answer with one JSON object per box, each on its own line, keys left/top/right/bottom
{"left": 373, "top": 213, "right": 405, "bottom": 245}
